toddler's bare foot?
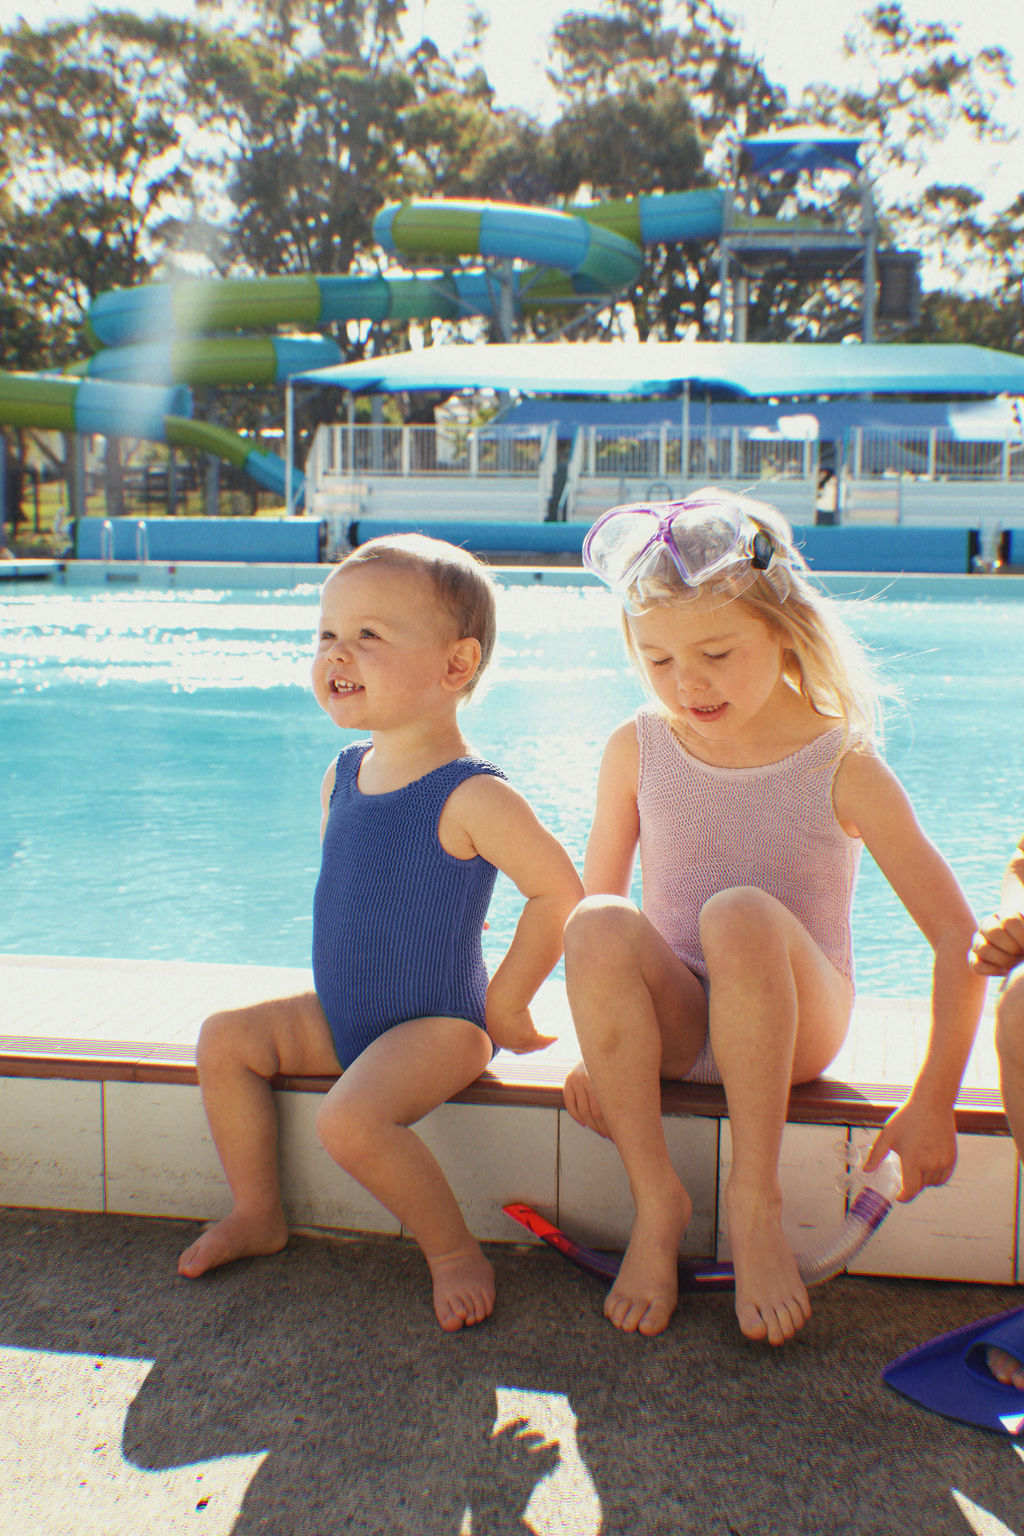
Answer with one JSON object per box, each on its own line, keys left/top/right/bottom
{"left": 177, "top": 1209, "right": 288, "bottom": 1279}
{"left": 605, "top": 1180, "right": 692, "bottom": 1337}
{"left": 725, "top": 1184, "right": 810, "bottom": 1346}
{"left": 427, "top": 1241, "right": 495, "bottom": 1332}
{"left": 987, "top": 1345, "right": 1024, "bottom": 1389}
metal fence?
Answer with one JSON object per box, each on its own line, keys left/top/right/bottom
{"left": 585, "top": 426, "right": 815, "bottom": 483}
{"left": 849, "top": 428, "right": 1024, "bottom": 481}
{"left": 310, "top": 422, "right": 551, "bottom": 480}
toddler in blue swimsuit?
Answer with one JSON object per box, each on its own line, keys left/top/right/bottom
{"left": 178, "top": 533, "right": 582, "bottom": 1332}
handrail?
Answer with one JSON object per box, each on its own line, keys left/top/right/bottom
{"left": 559, "top": 428, "right": 585, "bottom": 520}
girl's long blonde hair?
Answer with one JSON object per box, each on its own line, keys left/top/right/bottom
{"left": 620, "top": 491, "right": 892, "bottom": 747}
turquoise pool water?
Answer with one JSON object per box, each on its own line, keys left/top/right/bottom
{"left": 1, "top": 572, "right": 1021, "bottom": 998}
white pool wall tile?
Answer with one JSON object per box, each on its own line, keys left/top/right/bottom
{"left": 716, "top": 1121, "right": 847, "bottom": 1263}
{"left": 0, "top": 1078, "right": 104, "bottom": 1212}
{"left": 557, "top": 1111, "right": 718, "bottom": 1257}
{"left": 104, "top": 1081, "right": 230, "bottom": 1221}
{"left": 849, "top": 1128, "right": 1017, "bottom": 1283}
{"left": 413, "top": 1103, "right": 559, "bottom": 1242}
{"left": 278, "top": 1091, "right": 400, "bottom": 1235}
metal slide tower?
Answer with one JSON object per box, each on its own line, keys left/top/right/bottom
{"left": 716, "top": 131, "right": 920, "bottom": 343}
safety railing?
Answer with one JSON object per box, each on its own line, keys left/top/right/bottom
{"left": 848, "top": 428, "right": 1024, "bottom": 481}
{"left": 309, "top": 422, "right": 553, "bottom": 480}
{"left": 584, "top": 425, "right": 816, "bottom": 484}
{"left": 560, "top": 425, "right": 819, "bottom": 521}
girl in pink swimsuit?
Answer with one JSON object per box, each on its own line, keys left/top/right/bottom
{"left": 564, "top": 489, "right": 984, "bottom": 1347}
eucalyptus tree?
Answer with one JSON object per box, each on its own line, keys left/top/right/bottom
{"left": 184, "top": 16, "right": 411, "bottom": 288}
{"left": 798, "top": 1, "right": 1018, "bottom": 332}
{"left": 0, "top": 10, "right": 217, "bottom": 363}
{"left": 0, "top": 195, "right": 50, "bottom": 373}
{"left": 542, "top": 0, "right": 786, "bottom": 340}
{"left": 0, "top": 11, "right": 221, "bottom": 513}
{"left": 541, "top": 0, "right": 1019, "bottom": 345}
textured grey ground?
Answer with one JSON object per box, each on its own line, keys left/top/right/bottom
{"left": 2, "top": 1207, "right": 1023, "bottom": 1535}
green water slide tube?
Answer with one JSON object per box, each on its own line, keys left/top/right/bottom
{"left": 8, "top": 191, "right": 727, "bottom": 507}
{"left": 69, "top": 333, "right": 342, "bottom": 387}
{"left": 372, "top": 192, "right": 726, "bottom": 309}
{"left": 0, "top": 371, "right": 301, "bottom": 502}
{"left": 85, "top": 272, "right": 467, "bottom": 348}
{"left": 163, "top": 416, "right": 298, "bottom": 501}
{"left": 0, "top": 370, "right": 190, "bottom": 438}
{"left": 85, "top": 191, "right": 726, "bottom": 347}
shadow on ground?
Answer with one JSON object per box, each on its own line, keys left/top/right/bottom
{"left": 1, "top": 1208, "right": 1021, "bottom": 1535}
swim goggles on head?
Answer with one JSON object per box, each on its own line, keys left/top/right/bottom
{"left": 582, "top": 493, "right": 786, "bottom": 613}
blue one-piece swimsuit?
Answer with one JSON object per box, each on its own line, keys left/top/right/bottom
{"left": 312, "top": 741, "right": 506, "bottom": 1069}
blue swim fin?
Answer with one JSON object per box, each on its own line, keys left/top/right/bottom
{"left": 884, "top": 1304, "right": 1024, "bottom": 1435}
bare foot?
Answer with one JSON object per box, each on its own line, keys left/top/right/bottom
{"left": 177, "top": 1209, "right": 288, "bottom": 1279}
{"left": 986, "top": 1346, "right": 1024, "bottom": 1389}
{"left": 725, "top": 1184, "right": 810, "bottom": 1346}
{"left": 427, "top": 1242, "right": 495, "bottom": 1332}
{"left": 605, "top": 1180, "right": 692, "bottom": 1337}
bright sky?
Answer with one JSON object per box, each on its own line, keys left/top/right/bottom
{"left": 0, "top": 0, "right": 1019, "bottom": 106}
{"left": 407, "top": 0, "right": 1023, "bottom": 126}
{"left": 1, "top": 0, "right": 1020, "bottom": 200}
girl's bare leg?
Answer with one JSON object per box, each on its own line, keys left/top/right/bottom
{"left": 699, "top": 887, "right": 852, "bottom": 1346}
{"left": 177, "top": 992, "right": 342, "bottom": 1278}
{"left": 564, "top": 896, "right": 709, "bottom": 1337}
{"left": 995, "top": 969, "right": 1024, "bottom": 1175}
{"left": 990, "top": 971, "right": 1024, "bottom": 1385}
{"left": 315, "top": 1016, "right": 494, "bottom": 1332}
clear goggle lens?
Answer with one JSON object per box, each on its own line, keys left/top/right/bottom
{"left": 583, "top": 498, "right": 784, "bottom": 612}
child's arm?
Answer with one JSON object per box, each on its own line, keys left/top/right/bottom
{"left": 581, "top": 720, "right": 641, "bottom": 897}
{"left": 450, "top": 776, "right": 584, "bottom": 1054}
{"left": 833, "top": 748, "right": 986, "bottom": 1201}
{"left": 969, "top": 833, "right": 1024, "bottom": 978}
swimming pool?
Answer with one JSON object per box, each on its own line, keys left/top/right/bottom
{"left": 2, "top": 571, "right": 1021, "bottom": 998}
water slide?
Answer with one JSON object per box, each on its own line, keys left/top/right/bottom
{"left": 0, "top": 190, "right": 729, "bottom": 504}
{"left": 83, "top": 190, "right": 727, "bottom": 346}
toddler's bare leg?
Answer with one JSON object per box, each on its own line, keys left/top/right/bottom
{"left": 315, "top": 1016, "right": 494, "bottom": 1332}
{"left": 700, "top": 888, "right": 851, "bottom": 1345}
{"left": 564, "top": 897, "right": 709, "bottom": 1337}
{"left": 177, "top": 992, "right": 341, "bottom": 1278}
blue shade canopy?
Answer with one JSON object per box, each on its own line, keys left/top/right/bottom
{"left": 293, "top": 341, "right": 1024, "bottom": 400}
{"left": 742, "top": 133, "right": 864, "bottom": 175}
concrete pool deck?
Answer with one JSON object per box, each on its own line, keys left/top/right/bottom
{"left": 1, "top": 954, "right": 1018, "bottom": 1290}
{"left": 5, "top": 1204, "right": 1024, "bottom": 1535}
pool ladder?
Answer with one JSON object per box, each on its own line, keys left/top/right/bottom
{"left": 100, "top": 518, "right": 149, "bottom": 563}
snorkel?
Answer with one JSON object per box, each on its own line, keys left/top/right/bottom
{"left": 505, "top": 1148, "right": 902, "bottom": 1292}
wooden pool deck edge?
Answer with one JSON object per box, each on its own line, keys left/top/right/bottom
{"left": 0, "top": 1036, "right": 1009, "bottom": 1137}
{"left": 1, "top": 954, "right": 1019, "bottom": 1287}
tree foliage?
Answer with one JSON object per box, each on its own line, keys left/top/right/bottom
{"left": 800, "top": 1, "right": 1018, "bottom": 326}
{"left": 543, "top": 0, "right": 787, "bottom": 340}
{"left": 0, "top": 0, "right": 1019, "bottom": 385}
{"left": 0, "top": 12, "right": 211, "bottom": 365}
